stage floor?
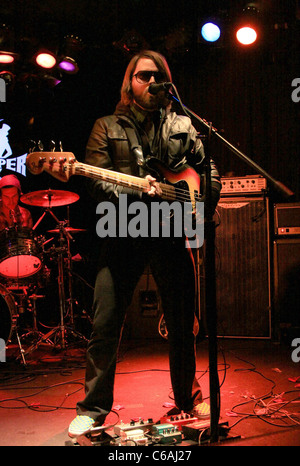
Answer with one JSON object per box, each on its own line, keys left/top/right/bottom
{"left": 0, "top": 334, "right": 299, "bottom": 448}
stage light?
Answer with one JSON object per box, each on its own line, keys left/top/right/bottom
{"left": 113, "top": 30, "right": 148, "bottom": 55}
{"left": 235, "top": 4, "right": 260, "bottom": 46}
{"left": 0, "top": 70, "right": 15, "bottom": 84}
{"left": 0, "top": 53, "right": 15, "bottom": 64}
{"left": 236, "top": 26, "right": 257, "bottom": 45}
{"left": 58, "top": 56, "right": 78, "bottom": 74}
{"left": 42, "top": 72, "right": 62, "bottom": 87}
{"left": 0, "top": 24, "right": 19, "bottom": 64}
{"left": 58, "top": 35, "right": 83, "bottom": 74}
{"left": 35, "top": 51, "right": 57, "bottom": 69}
{"left": 201, "top": 22, "right": 221, "bottom": 42}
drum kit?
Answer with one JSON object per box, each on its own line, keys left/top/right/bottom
{"left": 0, "top": 188, "right": 89, "bottom": 365}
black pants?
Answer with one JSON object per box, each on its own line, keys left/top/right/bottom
{"left": 76, "top": 237, "right": 202, "bottom": 421}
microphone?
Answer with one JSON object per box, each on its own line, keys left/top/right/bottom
{"left": 148, "top": 82, "right": 172, "bottom": 95}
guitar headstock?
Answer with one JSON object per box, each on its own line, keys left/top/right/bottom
{"left": 26, "top": 152, "right": 77, "bottom": 182}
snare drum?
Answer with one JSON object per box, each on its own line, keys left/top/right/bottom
{"left": 0, "top": 284, "right": 16, "bottom": 343}
{"left": 0, "top": 228, "right": 42, "bottom": 278}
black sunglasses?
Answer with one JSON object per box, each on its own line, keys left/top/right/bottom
{"left": 132, "top": 71, "right": 165, "bottom": 84}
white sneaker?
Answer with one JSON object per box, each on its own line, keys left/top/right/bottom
{"left": 192, "top": 401, "right": 210, "bottom": 419}
{"left": 68, "top": 415, "right": 96, "bottom": 437}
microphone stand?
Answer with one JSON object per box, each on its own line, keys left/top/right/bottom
{"left": 167, "top": 85, "right": 294, "bottom": 444}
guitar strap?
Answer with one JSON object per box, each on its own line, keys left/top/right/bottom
{"left": 117, "top": 116, "right": 148, "bottom": 177}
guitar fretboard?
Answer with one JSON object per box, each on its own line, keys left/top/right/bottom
{"left": 74, "top": 162, "right": 176, "bottom": 201}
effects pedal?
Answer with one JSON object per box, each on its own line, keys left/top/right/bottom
{"left": 151, "top": 423, "right": 182, "bottom": 444}
{"left": 182, "top": 420, "right": 229, "bottom": 443}
{"left": 113, "top": 417, "right": 155, "bottom": 436}
{"left": 160, "top": 411, "right": 199, "bottom": 430}
{"left": 118, "top": 428, "right": 149, "bottom": 446}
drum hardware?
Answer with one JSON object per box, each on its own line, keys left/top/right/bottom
{"left": 0, "top": 187, "right": 86, "bottom": 362}
{"left": 44, "top": 216, "right": 88, "bottom": 348}
{"left": 15, "top": 328, "right": 27, "bottom": 365}
{"left": 19, "top": 294, "right": 56, "bottom": 361}
{"left": 19, "top": 229, "right": 87, "bottom": 359}
{"left": 0, "top": 188, "right": 88, "bottom": 362}
{"left": 20, "top": 293, "right": 48, "bottom": 343}
{"left": 0, "top": 283, "right": 28, "bottom": 365}
{"left": 20, "top": 191, "right": 87, "bottom": 355}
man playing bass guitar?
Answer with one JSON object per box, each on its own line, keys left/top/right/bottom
{"left": 68, "top": 50, "right": 221, "bottom": 437}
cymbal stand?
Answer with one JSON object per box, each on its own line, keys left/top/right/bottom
{"left": 22, "top": 208, "right": 87, "bottom": 358}
{"left": 42, "top": 209, "right": 73, "bottom": 349}
{"left": 65, "top": 227, "right": 74, "bottom": 326}
{"left": 10, "top": 311, "right": 27, "bottom": 365}
{"left": 15, "top": 328, "right": 27, "bottom": 365}
{"left": 52, "top": 214, "right": 88, "bottom": 346}
{"left": 21, "top": 236, "right": 68, "bottom": 355}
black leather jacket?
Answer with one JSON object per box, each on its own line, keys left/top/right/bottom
{"left": 85, "top": 103, "right": 221, "bottom": 213}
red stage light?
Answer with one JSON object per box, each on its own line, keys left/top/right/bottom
{"left": 236, "top": 26, "right": 258, "bottom": 45}
{"left": 235, "top": 5, "right": 260, "bottom": 46}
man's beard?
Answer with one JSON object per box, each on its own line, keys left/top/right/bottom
{"left": 134, "top": 92, "right": 166, "bottom": 111}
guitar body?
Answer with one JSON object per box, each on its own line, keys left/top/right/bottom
{"left": 26, "top": 152, "right": 203, "bottom": 208}
{"left": 145, "top": 157, "right": 202, "bottom": 208}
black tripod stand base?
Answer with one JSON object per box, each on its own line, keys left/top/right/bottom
{"left": 18, "top": 324, "right": 88, "bottom": 362}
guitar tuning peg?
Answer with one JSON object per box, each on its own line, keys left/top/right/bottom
{"left": 59, "top": 141, "right": 63, "bottom": 152}
{"left": 49, "top": 140, "right": 56, "bottom": 151}
{"left": 28, "top": 140, "right": 36, "bottom": 153}
{"left": 37, "top": 140, "right": 44, "bottom": 151}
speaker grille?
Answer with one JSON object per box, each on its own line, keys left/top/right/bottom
{"left": 273, "top": 238, "right": 300, "bottom": 329}
{"left": 214, "top": 197, "right": 271, "bottom": 338}
{"left": 123, "top": 267, "right": 162, "bottom": 340}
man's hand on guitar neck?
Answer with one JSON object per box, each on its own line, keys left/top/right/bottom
{"left": 145, "top": 174, "right": 162, "bottom": 197}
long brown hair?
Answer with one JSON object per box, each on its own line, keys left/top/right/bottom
{"left": 120, "top": 50, "right": 172, "bottom": 107}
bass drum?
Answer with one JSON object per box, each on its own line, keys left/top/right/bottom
{"left": 0, "top": 284, "right": 16, "bottom": 343}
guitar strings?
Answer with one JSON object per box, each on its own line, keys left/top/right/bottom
{"left": 46, "top": 161, "right": 202, "bottom": 203}
{"left": 75, "top": 164, "right": 203, "bottom": 203}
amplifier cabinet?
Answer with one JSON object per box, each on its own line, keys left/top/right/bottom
{"left": 273, "top": 238, "right": 300, "bottom": 335}
{"left": 274, "top": 202, "right": 300, "bottom": 236}
{"left": 123, "top": 267, "right": 163, "bottom": 340}
{"left": 214, "top": 197, "right": 271, "bottom": 338}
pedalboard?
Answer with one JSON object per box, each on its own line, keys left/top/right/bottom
{"left": 67, "top": 414, "right": 233, "bottom": 446}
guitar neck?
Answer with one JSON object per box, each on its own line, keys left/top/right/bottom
{"left": 74, "top": 161, "right": 174, "bottom": 200}
{"left": 25, "top": 152, "right": 179, "bottom": 203}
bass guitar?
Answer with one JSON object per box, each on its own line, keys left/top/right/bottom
{"left": 26, "top": 152, "right": 203, "bottom": 210}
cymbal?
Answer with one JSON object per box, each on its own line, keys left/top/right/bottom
{"left": 20, "top": 189, "right": 79, "bottom": 207}
{"left": 47, "top": 227, "right": 86, "bottom": 234}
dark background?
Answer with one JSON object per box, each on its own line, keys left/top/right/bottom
{"left": 0, "top": 0, "right": 299, "bottom": 269}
